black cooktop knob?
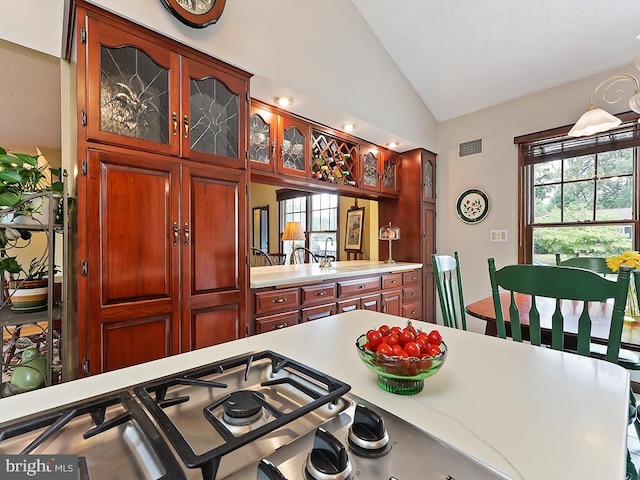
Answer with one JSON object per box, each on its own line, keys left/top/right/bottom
{"left": 257, "top": 459, "right": 288, "bottom": 480}
{"left": 347, "top": 404, "right": 391, "bottom": 457}
{"left": 304, "top": 427, "right": 352, "bottom": 480}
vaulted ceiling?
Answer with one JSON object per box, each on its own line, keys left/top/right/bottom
{"left": 352, "top": 0, "right": 640, "bottom": 121}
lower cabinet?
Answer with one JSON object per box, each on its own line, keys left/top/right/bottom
{"left": 256, "top": 311, "right": 299, "bottom": 334}
{"left": 301, "top": 303, "right": 336, "bottom": 322}
{"left": 381, "top": 289, "right": 402, "bottom": 316}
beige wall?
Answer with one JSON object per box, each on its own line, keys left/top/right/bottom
{"left": 437, "top": 63, "right": 638, "bottom": 331}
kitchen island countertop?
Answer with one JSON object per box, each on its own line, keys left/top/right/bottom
{"left": 250, "top": 260, "right": 422, "bottom": 288}
{"left": 0, "top": 311, "right": 629, "bottom": 480}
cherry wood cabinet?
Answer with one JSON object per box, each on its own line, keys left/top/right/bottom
{"left": 76, "top": 2, "right": 250, "bottom": 375}
{"left": 379, "top": 149, "right": 437, "bottom": 322}
{"left": 278, "top": 114, "right": 310, "bottom": 178}
{"left": 249, "top": 102, "right": 278, "bottom": 172}
{"left": 80, "top": 2, "right": 249, "bottom": 169}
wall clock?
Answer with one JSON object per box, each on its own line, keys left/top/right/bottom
{"left": 456, "top": 188, "right": 489, "bottom": 224}
{"left": 160, "top": 0, "right": 227, "bottom": 28}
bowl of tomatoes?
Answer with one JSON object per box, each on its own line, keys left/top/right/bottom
{"left": 355, "top": 322, "right": 447, "bottom": 395}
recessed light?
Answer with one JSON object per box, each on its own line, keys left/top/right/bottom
{"left": 342, "top": 123, "right": 356, "bottom": 132}
{"left": 387, "top": 142, "right": 399, "bottom": 148}
{"left": 274, "top": 96, "right": 293, "bottom": 107}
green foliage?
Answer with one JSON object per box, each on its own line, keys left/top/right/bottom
{"left": 534, "top": 226, "right": 630, "bottom": 256}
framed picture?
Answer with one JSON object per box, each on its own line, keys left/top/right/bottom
{"left": 345, "top": 207, "right": 365, "bottom": 252}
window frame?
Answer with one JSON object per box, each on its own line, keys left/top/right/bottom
{"left": 516, "top": 113, "right": 640, "bottom": 263}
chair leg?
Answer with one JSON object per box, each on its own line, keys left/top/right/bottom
{"left": 627, "top": 448, "right": 639, "bottom": 480}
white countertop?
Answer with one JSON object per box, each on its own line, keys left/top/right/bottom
{"left": 0, "top": 311, "right": 629, "bottom": 480}
{"left": 250, "top": 260, "right": 423, "bottom": 288}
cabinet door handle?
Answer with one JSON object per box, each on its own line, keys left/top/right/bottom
{"left": 172, "top": 112, "right": 178, "bottom": 136}
{"left": 271, "top": 141, "right": 276, "bottom": 158}
{"left": 183, "top": 223, "right": 190, "bottom": 246}
{"left": 183, "top": 115, "right": 189, "bottom": 139}
{"left": 272, "top": 297, "right": 287, "bottom": 304}
{"left": 173, "top": 222, "right": 180, "bottom": 245}
{"left": 390, "top": 279, "right": 396, "bottom": 284}
{"left": 273, "top": 323, "right": 288, "bottom": 330}
{"left": 314, "top": 291, "right": 327, "bottom": 296}
{"left": 357, "top": 285, "right": 365, "bottom": 289}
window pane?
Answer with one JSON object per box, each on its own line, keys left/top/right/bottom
{"left": 563, "top": 180, "right": 593, "bottom": 221}
{"left": 596, "top": 176, "right": 633, "bottom": 220}
{"left": 309, "top": 232, "right": 336, "bottom": 257}
{"left": 311, "top": 210, "right": 321, "bottom": 230}
{"left": 534, "top": 160, "right": 561, "bottom": 184}
{"left": 598, "top": 149, "right": 633, "bottom": 177}
{"left": 534, "top": 184, "right": 561, "bottom": 223}
{"left": 532, "top": 224, "right": 633, "bottom": 265}
{"left": 563, "top": 155, "right": 594, "bottom": 182}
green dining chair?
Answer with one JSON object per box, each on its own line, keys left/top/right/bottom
{"left": 555, "top": 254, "right": 615, "bottom": 275}
{"left": 432, "top": 252, "right": 467, "bottom": 330}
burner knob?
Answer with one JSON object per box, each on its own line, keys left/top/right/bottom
{"left": 257, "top": 459, "right": 288, "bottom": 480}
{"left": 305, "top": 427, "right": 352, "bottom": 480}
{"left": 347, "top": 404, "right": 390, "bottom": 457}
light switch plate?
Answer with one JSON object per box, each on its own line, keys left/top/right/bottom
{"left": 490, "top": 230, "right": 508, "bottom": 242}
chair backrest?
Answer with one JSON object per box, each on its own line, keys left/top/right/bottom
{"left": 487, "top": 258, "right": 632, "bottom": 363}
{"left": 250, "top": 247, "right": 273, "bottom": 266}
{"left": 555, "top": 254, "right": 614, "bottom": 275}
{"left": 432, "top": 252, "right": 467, "bottom": 330}
{"left": 289, "top": 246, "right": 320, "bottom": 264}
{"left": 268, "top": 252, "right": 287, "bottom": 265}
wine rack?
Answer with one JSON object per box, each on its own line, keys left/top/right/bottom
{"left": 311, "top": 130, "right": 357, "bottom": 186}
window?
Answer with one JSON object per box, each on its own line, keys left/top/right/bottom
{"left": 280, "top": 193, "right": 338, "bottom": 258}
{"left": 517, "top": 118, "right": 639, "bottom": 264}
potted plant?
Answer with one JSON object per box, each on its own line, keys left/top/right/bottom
{"left": 0, "top": 147, "right": 63, "bottom": 225}
{"left": 6, "top": 258, "right": 58, "bottom": 312}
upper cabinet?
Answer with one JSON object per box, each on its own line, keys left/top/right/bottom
{"left": 380, "top": 148, "right": 399, "bottom": 195}
{"left": 249, "top": 103, "right": 277, "bottom": 172}
{"left": 360, "top": 143, "right": 382, "bottom": 193}
{"left": 80, "top": 10, "right": 249, "bottom": 168}
{"left": 422, "top": 150, "right": 436, "bottom": 203}
{"left": 310, "top": 128, "right": 357, "bottom": 187}
{"left": 278, "top": 114, "right": 309, "bottom": 178}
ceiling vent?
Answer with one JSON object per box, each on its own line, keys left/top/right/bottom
{"left": 459, "top": 139, "right": 482, "bottom": 157}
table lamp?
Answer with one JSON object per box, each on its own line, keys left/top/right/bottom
{"left": 282, "top": 221, "right": 305, "bottom": 261}
{"left": 379, "top": 222, "right": 401, "bottom": 264}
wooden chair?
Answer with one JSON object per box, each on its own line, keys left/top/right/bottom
{"left": 289, "top": 246, "right": 320, "bottom": 264}
{"left": 432, "top": 252, "right": 467, "bottom": 330}
{"left": 488, "top": 259, "right": 638, "bottom": 479}
{"left": 268, "top": 253, "right": 287, "bottom": 265}
{"left": 555, "top": 254, "right": 614, "bottom": 275}
{"left": 250, "top": 247, "right": 273, "bottom": 266}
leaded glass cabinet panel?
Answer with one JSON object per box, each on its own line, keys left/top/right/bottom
{"left": 423, "top": 154, "right": 435, "bottom": 201}
{"left": 381, "top": 152, "right": 398, "bottom": 194}
{"left": 361, "top": 145, "right": 381, "bottom": 192}
{"left": 250, "top": 114, "right": 271, "bottom": 164}
{"left": 278, "top": 115, "right": 309, "bottom": 177}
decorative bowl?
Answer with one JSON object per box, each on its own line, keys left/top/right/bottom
{"left": 355, "top": 334, "right": 447, "bottom": 395}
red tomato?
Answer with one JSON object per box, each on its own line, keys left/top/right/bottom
{"left": 392, "top": 344, "right": 404, "bottom": 356}
{"left": 415, "top": 337, "right": 429, "bottom": 354}
{"left": 405, "top": 324, "right": 417, "bottom": 336}
{"left": 366, "top": 330, "right": 383, "bottom": 348}
{"left": 378, "top": 324, "right": 390, "bottom": 336}
{"left": 426, "top": 344, "right": 442, "bottom": 357}
{"left": 427, "top": 330, "right": 443, "bottom": 346}
{"left": 376, "top": 343, "right": 393, "bottom": 356}
{"left": 416, "top": 331, "right": 428, "bottom": 342}
{"left": 362, "top": 342, "right": 373, "bottom": 352}
{"left": 399, "top": 329, "right": 415, "bottom": 346}
{"left": 389, "top": 326, "right": 402, "bottom": 336}
{"left": 403, "top": 341, "right": 421, "bottom": 358}
{"left": 385, "top": 333, "right": 400, "bottom": 347}
{"left": 395, "top": 349, "right": 409, "bottom": 358}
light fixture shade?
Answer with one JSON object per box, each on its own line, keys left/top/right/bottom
{"left": 568, "top": 106, "right": 622, "bottom": 137}
{"left": 282, "top": 221, "right": 305, "bottom": 241}
{"left": 629, "top": 91, "right": 640, "bottom": 113}
{"left": 379, "top": 222, "right": 401, "bottom": 240}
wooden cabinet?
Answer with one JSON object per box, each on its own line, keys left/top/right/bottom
{"left": 249, "top": 102, "right": 278, "bottom": 172}
{"left": 256, "top": 311, "right": 298, "bottom": 334}
{"left": 82, "top": 149, "right": 246, "bottom": 373}
{"left": 76, "top": 2, "right": 250, "bottom": 375}
{"left": 255, "top": 287, "right": 300, "bottom": 316}
{"left": 379, "top": 149, "right": 437, "bottom": 323}
{"left": 300, "top": 283, "right": 337, "bottom": 306}
{"left": 310, "top": 128, "right": 358, "bottom": 187}
{"left": 381, "top": 289, "right": 402, "bottom": 316}
{"left": 380, "top": 148, "right": 399, "bottom": 195}
{"left": 301, "top": 303, "right": 336, "bottom": 322}
{"left": 278, "top": 114, "right": 309, "bottom": 178}
{"left": 360, "top": 143, "right": 382, "bottom": 192}
{"left": 80, "top": 3, "right": 249, "bottom": 169}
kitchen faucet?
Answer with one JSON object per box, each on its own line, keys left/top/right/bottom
{"left": 320, "top": 237, "right": 334, "bottom": 268}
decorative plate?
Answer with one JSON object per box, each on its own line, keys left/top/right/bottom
{"left": 456, "top": 189, "right": 489, "bottom": 224}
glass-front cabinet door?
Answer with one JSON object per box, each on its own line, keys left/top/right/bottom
{"left": 422, "top": 150, "right": 436, "bottom": 203}
{"left": 278, "top": 114, "right": 309, "bottom": 178}
{"left": 381, "top": 148, "right": 399, "bottom": 194}
{"left": 84, "top": 16, "right": 180, "bottom": 155}
{"left": 249, "top": 103, "right": 277, "bottom": 172}
{"left": 181, "top": 57, "right": 248, "bottom": 168}
{"left": 361, "top": 144, "right": 381, "bottom": 192}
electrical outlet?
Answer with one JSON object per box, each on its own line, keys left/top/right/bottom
{"left": 490, "top": 230, "right": 508, "bottom": 242}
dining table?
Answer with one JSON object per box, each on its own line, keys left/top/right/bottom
{"left": 466, "top": 292, "right": 640, "bottom": 352}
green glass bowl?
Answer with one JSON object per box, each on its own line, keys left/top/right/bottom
{"left": 355, "top": 334, "right": 447, "bottom": 395}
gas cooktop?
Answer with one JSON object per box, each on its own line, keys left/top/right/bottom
{"left": 0, "top": 351, "right": 512, "bottom": 480}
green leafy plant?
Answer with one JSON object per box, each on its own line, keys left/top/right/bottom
{"left": 0, "top": 147, "right": 63, "bottom": 207}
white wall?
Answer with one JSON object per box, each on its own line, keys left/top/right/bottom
{"left": 437, "top": 63, "right": 638, "bottom": 331}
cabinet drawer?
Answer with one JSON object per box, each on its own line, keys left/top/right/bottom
{"left": 301, "top": 303, "right": 336, "bottom": 322}
{"left": 256, "top": 311, "right": 299, "bottom": 334}
{"left": 254, "top": 288, "right": 300, "bottom": 315}
{"left": 337, "top": 298, "right": 360, "bottom": 313}
{"left": 403, "top": 270, "right": 421, "bottom": 285}
{"left": 301, "top": 283, "right": 337, "bottom": 305}
{"left": 403, "top": 285, "right": 421, "bottom": 303}
{"left": 338, "top": 277, "right": 380, "bottom": 297}
{"left": 402, "top": 301, "right": 422, "bottom": 320}
{"left": 361, "top": 293, "right": 381, "bottom": 312}
{"left": 382, "top": 273, "right": 403, "bottom": 290}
